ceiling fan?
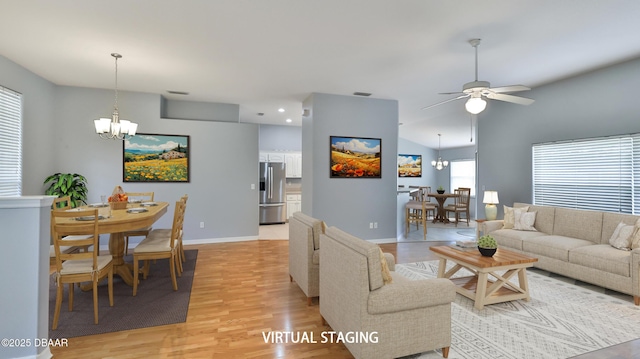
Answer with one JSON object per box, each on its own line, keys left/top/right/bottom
{"left": 422, "top": 39, "right": 534, "bottom": 114}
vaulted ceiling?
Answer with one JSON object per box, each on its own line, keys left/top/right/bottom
{"left": 2, "top": 1, "right": 640, "bottom": 148}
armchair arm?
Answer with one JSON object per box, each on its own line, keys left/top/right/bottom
{"left": 367, "top": 278, "right": 455, "bottom": 315}
{"left": 484, "top": 220, "right": 504, "bottom": 234}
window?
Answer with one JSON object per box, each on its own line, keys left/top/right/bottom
{"left": 450, "top": 160, "right": 476, "bottom": 197}
{"left": 0, "top": 86, "right": 22, "bottom": 196}
{"left": 532, "top": 134, "right": 640, "bottom": 214}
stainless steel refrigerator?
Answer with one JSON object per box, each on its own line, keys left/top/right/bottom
{"left": 259, "top": 162, "right": 286, "bottom": 224}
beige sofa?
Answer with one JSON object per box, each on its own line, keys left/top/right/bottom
{"left": 288, "top": 212, "right": 323, "bottom": 305}
{"left": 320, "top": 226, "right": 455, "bottom": 359}
{"left": 485, "top": 203, "right": 640, "bottom": 305}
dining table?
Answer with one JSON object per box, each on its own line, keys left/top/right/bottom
{"left": 427, "top": 192, "right": 459, "bottom": 223}
{"left": 60, "top": 201, "right": 169, "bottom": 286}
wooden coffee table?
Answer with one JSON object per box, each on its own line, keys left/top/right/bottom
{"left": 430, "top": 245, "right": 538, "bottom": 310}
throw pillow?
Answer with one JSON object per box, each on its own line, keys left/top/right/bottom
{"left": 378, "top": 248, "right": 393, "bottom": 285}
{"left": 513, "top": 209, "right": 537, "bottom": 231}
{"left": 610, "top": 221, "right": 635, "bottom": 250}
{"left": 503, "top": 205, "right": 530, "bottom": 229}
{"left": 632, "top": 218, "right": 640, "bottom": 249}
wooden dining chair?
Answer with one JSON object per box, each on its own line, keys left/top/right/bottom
{"left": 132, "top": 197, "right": 187, "bottom": 296}
{"left": 51, "top": 208, "right": 114, "bottom": 330}
{"left": 50, "top": 196, "right": 91, "bottom": 264}
{"left": 123, "top": 192, "right": 155, "bottom": 255}
{"left": 445, "top": 187, "right": 471, "bottom": 227}
{"left": 405, "top": 187, "right": 436, "bottom": 240}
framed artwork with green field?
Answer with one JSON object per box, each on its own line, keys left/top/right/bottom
{"left": 123, "top": 133, "right": 190, "bottom": 182}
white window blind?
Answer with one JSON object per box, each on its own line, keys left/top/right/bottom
{"left": 450, "top": 160, "right": 476, "bottom": 197}
{"left": 0, "top": 86, "right": 22, "bottom": 196}
{"left": 532, "top": 135, "right": 638, "bottom": 214}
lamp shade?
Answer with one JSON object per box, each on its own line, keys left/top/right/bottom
{"left": 483, "top": 190, "right": 499, "bottom": 204}
{"left": 465, "top": 96, "right": 487, "bottom": 114}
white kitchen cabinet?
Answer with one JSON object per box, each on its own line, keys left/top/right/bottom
{"left": 284, "top": 153, "right": 302, "bottom": 178}
{"left": 286, "top": 193, "right": 302, "bottom": 219}
{"left": 259, "top": 152, "right": 285, "bottom": 163}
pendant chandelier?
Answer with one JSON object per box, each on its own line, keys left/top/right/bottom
{"left": 94, "top": 53, "right": 138, "bottom": 140}
{"left": 431, "top": 133, "right": 449, "bottom": 170}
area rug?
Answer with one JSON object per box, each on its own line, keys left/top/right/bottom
{"left": 395, "top": 260, "right": 640, "bottom": 359}
{"left": 48, "top": 250, "right": 198, "bottom": 339}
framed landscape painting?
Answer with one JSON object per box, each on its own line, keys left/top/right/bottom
{"left": 398, "top": 154, "right": 422, "bottom": 177}
{"left": 330, "top": 136, "right": 381, "bottom": 178}
{"left": 123, "top": 133, "right": 190, "bottom": 182}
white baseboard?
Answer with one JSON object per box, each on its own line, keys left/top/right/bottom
{"left": 369, "top": 237, "right": 398, "bottom": 244}
{"left": 183, "top": 236, "right": 258, "bottom": 245}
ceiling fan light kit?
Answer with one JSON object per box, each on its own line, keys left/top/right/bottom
{"left": 422, "top": 39, "right": 534, "bottom": 114}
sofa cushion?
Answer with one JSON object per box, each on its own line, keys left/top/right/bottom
{"left": 324, "top": 226, "right": 385, "bottom": 291}
{"left": 490, "top": 228, "right": 547, "bottom": 251}
{"left": 569, "top": 244, "right": 631, "bottom": 277}
{"left": 553, "top": 207, "right": 603, "bottom": 243}
{"left": 523, "top": 235, "right": 593, "bottom": 261}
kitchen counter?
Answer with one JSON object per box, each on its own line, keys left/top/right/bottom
{"left": 397, "top": 186, "right": 419, "bottom": 194}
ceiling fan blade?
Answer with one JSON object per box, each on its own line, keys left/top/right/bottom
{"left": 489, "top": 85, "right": 531, "bottom": 93}
{"left": 438, "top": 91, "right": 464, "bottom": 95}
{"left": 486, "top": 92, "right": 535, "bottom": 105}
{"left": 421, "top": 94, "right": 469, "bottom": 110}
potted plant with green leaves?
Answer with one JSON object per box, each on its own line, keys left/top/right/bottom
{"left": 44, "top": 173, "right": 88, "bottom": 208}
{"left": 477, "top": 234, "right": 497, "bottom": 257}
{"left": 437, "top": 186, "right": 445, "bottom": 194}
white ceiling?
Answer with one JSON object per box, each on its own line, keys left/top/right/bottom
{"left": 2, "top": 1, "right": 640, "bottom": 149}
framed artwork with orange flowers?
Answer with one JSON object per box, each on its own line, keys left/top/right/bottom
{"left": 330, "top": 136, "right": 381, "bottom": 178}
{"left": 123, "top": 133, "right": 190, "bottom": 182}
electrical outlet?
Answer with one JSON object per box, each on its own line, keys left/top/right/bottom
{"left": 369, "top": 222, "right": 374, "bottom": 229}
{"left": 200, "top": 222, "right": 205, "bottom": 228}
{"left": 374, "top": 222, "right": 378, "bottom": 229}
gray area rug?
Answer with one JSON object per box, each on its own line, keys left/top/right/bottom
{"left": 396, "top": 260, "right": 640, "bottom": 359}
{"left": 49, "top": 250, "right": 197, "bottom": 339}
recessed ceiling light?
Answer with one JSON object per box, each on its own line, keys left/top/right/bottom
{"left": 286, "top": 118, "right": 292, "bottom": 123}
{"left": 278, "top": 108, "right": 285, "bottom": 113}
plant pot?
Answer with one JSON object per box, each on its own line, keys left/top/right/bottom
{"left": 478, "top": 247, "right": 497, "bottom": 257}
{"left": 437, "top": 190, "right": 445, "bottom": 194}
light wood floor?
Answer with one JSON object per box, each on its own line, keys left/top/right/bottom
{"left": 49, "top": 239, "right": 448, "bottom": 359}
{"left": 49, "top": 238, "right": 637, "bottom": 358}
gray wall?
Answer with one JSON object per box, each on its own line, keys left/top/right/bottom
{"left": 259, "top": 124, "right": 302, "bottom": 151}
{"left": 302, "top": 93, "right": 398, "bottom": 240}
{"left": 478, "top": 56, "right": 640, "bottom": 219}
{"left": 1, "top": 55, "right": 260, "bottom": 243}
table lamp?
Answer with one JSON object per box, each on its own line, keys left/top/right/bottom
{"left": 483, "top": 190, "right": 499, "bottom": 221}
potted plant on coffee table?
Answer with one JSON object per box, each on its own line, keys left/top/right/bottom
{"left": 437, "top": 186, "right": 445, "bottom": 194}
{"left": 43, "top": 172, "right": 88, "bottom": 208}
{"left": 477, "top": 235, "right": 497, "bottom": 257}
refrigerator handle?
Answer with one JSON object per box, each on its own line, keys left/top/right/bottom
{"left": 268, "top": 166, "right": 273, "bottom": 199}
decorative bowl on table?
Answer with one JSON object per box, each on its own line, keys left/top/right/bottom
{"left": 437, "top": 190, "right": 445, "bottom": 194}
{"left": 478, "top": 247, "right": 497, "bottom": 257}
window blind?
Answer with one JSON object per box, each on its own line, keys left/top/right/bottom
{"left": 532, "top": 135, "right": 638, "bottom": 214}
{"left": 450, "top": 160, "right": 476, "bottom": 197}
{"left": 0, "top": 86, "right": 22, "bottom": 196}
